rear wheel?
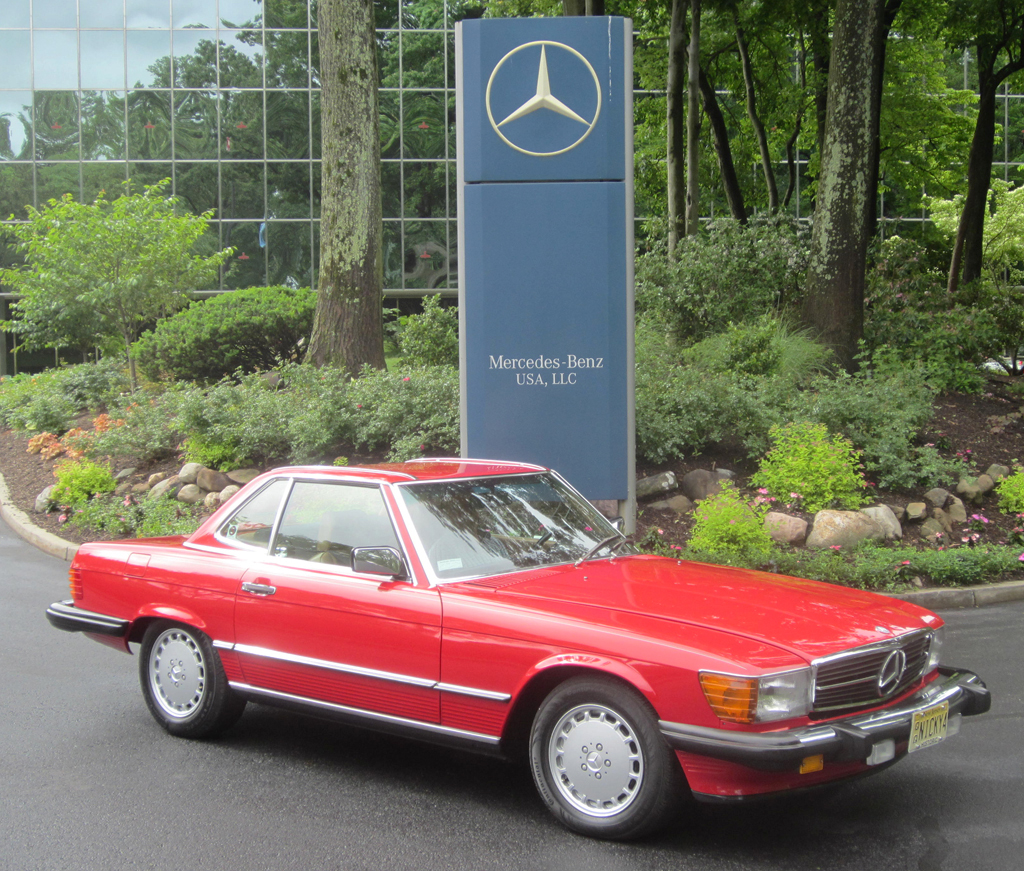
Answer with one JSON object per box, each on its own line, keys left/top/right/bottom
{"left": 139, "top": 622, "right": 245, "bottom": 738}
{"left": 529, "top": 675, "right": 682, "bottom": 839}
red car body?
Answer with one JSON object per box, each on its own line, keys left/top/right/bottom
{"left": 47, "top": 460, "right": 990, "bottom": 839}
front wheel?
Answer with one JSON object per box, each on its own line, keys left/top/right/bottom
{"left": 139, "top": 622, "right": 245, "bottom": 738}
{"left": 529, "top": 675, "right": 683, "bottom": 839}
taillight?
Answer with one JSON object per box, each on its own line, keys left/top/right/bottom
{"left": 68, "top": 565, "right": 83, "bottom": 601}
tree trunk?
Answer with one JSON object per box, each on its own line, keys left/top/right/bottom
{"left": 807, "top": 0, "right": 831, "bottom": 169}
{"left": 864, "top": 0, "right": 902, "bottom": 237}
{"left": 309, "top": 0, "right": 386, "bottom": 375}
{"left": 698, "top": 67, "right": 747, "bottom": 222}
{"left": 667, "top": 0, "right": 687, "bottom": 253}
{"left": 803, "top": 0, "right": 887, "bottom": 373}
{"left": 735, "top": 22, "right": 778, "bottom": 212}
{"left": 685, "top": 0, "right": 701, "bottom": 236}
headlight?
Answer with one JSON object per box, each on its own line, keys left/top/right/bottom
{"left": 700, "top": 668, "right": 813, "bottom": 724}
{"left": 926, "top": 625, "right": 945, "bottom": 673}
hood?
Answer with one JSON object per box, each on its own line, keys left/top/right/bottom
{"left": 459, "top": 555, "right": 939, "bottom": 662}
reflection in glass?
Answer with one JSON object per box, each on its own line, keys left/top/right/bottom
{"left": 382, "top": 220, "right": 402, "bottom": 288}
{"left": 402, "top": 92, "right": 449, "bottom": 159}
{"left": 221, "top": 161, "right": 266, "bottom": 219}
{"left": 127, "top": 91, "right": 172, "bottom": 160}
{"left": 220, "top": 90, "right": 264, "bottom": 159}
{"left": 223, "top": 221, "right": 265, "bottom": 288}
{"left": 81, "top": 91, "right": 127, "bottom": 160}
{"left": 381, "top": 162, "right": 400, "bottom": 218}
{"left": 0, "top": 91, "right": 32, "bottom": 160}
{"left": 172, "top": 0, "right": 216, "bottom": 29}
{"left": 127, "top": 160, "right": 174, "bottom": 192}
{"left": 265, "top": 29, "right": 313, "bottom": 88}
{"left": 311, "top": 160, "right": 320, "bottom": 217}
{"left": 398, "top": 32, "right": 445, "bottom": 89}
{"left": 266, "top": 220, "right": 313, "bottom": 288}
{"left": 267, "top": 161, "right": 311, "bottom": 218}
{"left": 219, "top": 33, "right": 264, "bottom": 89}
{"left": 173, "top": 90, "right": 217, "bottom": 159}
{"left": 82, "top": 162, "right": 130, "bottom": 203}
{"left": 264, "top": 91, "right": 310, "bottom": 158}
{"left": 128, "top": 30, "right": 172, "bottom": 88}
{"left": 127, "top": 0, "right": 170, "bottom": 28}
{"left": 0, "top": 32, "right": 31, "bottom": 88}
{"left": 33, "top": 91, "right": 80, "bottom": 159}
{"left": 403, "top": 220, "right": 450, "bottom": 290}
{"left": 220, "top": 0, "right": 263, "bottom": 29}
{"left": 403, "top": 162, "right": 448, "bottom": 218}
{"left": 172, "top": 161, "right": 220, "bottom": 214}
{"left": 33, "top": 0, "right": 77, "bottom": 29}
{"left": 376, "top": 35, "right": 400, "bottom": 90}
{"left": 172, "top": 31, "right": 219, "bottom": 88}
{"left": 81, "top": 32, "right": 127, "bottom": 90}
{"left": 379, "top": 90, "right": 400, "bottom": 159}
{"left": 0, "top": 163, "right": 34, "bottom": 219}
{"left": 0, "top": 0, "right": 30, "bottom": 28}
{"left": 81, "top": 2, "right": 124, "bottom": 28}
{"left": 265, "top": 0, "right": 308, "bottom": 29}
{"left": 33, "top": 31, "right": 79, "bottom": 91}
{"left": 310, "top": 90, "right": 320, "bottom": 157}
{"left": 36, "top": 162, "right": 82, "bottom": 205}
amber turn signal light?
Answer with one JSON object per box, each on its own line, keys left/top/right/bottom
{"left": 699, "top": 673, "right": 758, "bottom": 724}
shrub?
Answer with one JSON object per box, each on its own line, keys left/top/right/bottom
{"left": 996, "top": 469, "right": 1024, "bottom": 514}
{"left": 752, "top": 422, "right": 868, "bottom": 512}
{"left": 72, "top": 492, "right": 204, "bottom": 538}
{"left": 133, "top": 286, "right": 315, "bottom": 382}
{"left": 52, "top": 459, "right": 117, "bottom": 509}
{"left": 0, "top": 370, "right": 81, "bottom": 433}
{"left": 87, "top": 388, "right": 186, "bottom": 464}
{"left": 686, "top": 481, "right": 773, "bottom": 557}
{"left": 390, "top": 295, "right": 459, "bottom": 367}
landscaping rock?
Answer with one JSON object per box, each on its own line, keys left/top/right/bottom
{"left": 178, "top": 463, "right": 203, "bottom": 485}
{"left": 203, "top": 491, "right": 222, "bottom": 510}
{"left": 905, "top": 502, "right": 928, "bottom": 522}
{"left": 681, "top": 470, "right": 721, "bottom": 503}
{"left": 947, "top": 496, "right": 968, "bottom": 525}
{"left": 114, "top": 467, "right": 136, "bottom": 482}
{"left": 648, "top": 494, "right": 694, "bottom": 514}
{"left": 806, "top": 510, "right": 885, "bottom": 549}
{"left": 219, "top": 485, "right": 241, "bottom": 503}
{"left": 764, "top": 512, "right": 808, "bottom": 545}
{"left": 34, "top": 485, "right": 54, "bottom": 514}
{"left": 932, "top": 507, "right": 953, "bottom": 535}
{"left": 956, "top": 476, "right": 986, "bottom": 505}
{"left": 227, "top": 468, "right": 261, "bottom": 486}
{"left": 147, "top": 472, "right": 167, "bottom": 488}
{"left": 977, "top": 473, "right": 996, "bottom": 493}
{"left": 715, "top": 469, "right": 736, "bottom": 481}
{"left": 131, "top": 482, "right": 149, "bottom": 494}
{"left": 861, "top": 505, "right": 902, "bottom": 541}
{"left": 920, "top": 517, "right": 946, "bottom": 542}
{"left": 985, "top": 463, "right": 1011, "bottom": 482}
{"left": 176, "top": 484, "right": 203, "bottom": 504}
{"left": 923, "top": 488, "right": 950, "bottom": 508}
{"left": 149, "top": 475, "right": 181, "bottom": 500}
{"left": 197, "top": 467, "right": 232, "bottom": 493}
{"left": 637, "top": 471, "right": 678, "bottom": 500}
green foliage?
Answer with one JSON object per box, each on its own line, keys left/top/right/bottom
{"left": 686, "top": 482, "right": 773, "bottom": 558}
{"left": 0, "top": 179, "right": 233, "bottom": 385}
{"left": 996, "top": 469, "right": 1024, "bottom": 514}
{"left": 635, "top": 218, "right": 810, "bottom": 345}
{"left": 133, "top": 286, "right": 315, "bottom": 382}
{"left": 0, "top": 360, "right": 127, "bottom": 433}
{"left": 71, "top": 492, "right": 204, "bottom": 539}
{"left": 88, "top": 389, "right": 186, "bottom": 463}
{"left": 182, "top": 434, "right": 246, "bottom": 471}
{"left": 752, "top": 422, "right": 868, "bottom": 513}
{"left": 388, "top": 295, "right": 459, "bottom": 368}
{"left": 52, "top": 459, "right": 117, "bottom": 509}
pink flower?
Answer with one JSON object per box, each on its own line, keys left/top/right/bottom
{"left": 1018, "top": 552, "right": 1024, "bottom": 562}
{"left": 403, "top": 376, "right": 411, "bottom": 382}
{"left": 830, "top": 545, "right": 841, "bottom": 551}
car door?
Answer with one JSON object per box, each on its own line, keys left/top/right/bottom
{"left": 231, "top": 478, "right": 442, "bottom": 724}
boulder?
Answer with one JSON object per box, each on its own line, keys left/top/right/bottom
{"left": 176, "top": 484, "right": 204, "bottom": 505}
{"left": 923, "top": 488, "right": 950, "bottom": 508}
{"left": 648, "top": 494, "right": 694, "bottom": 514}
{"left": 947, "top": 496, "right": 968, "bottom": 525}
{"left": 905, "top": 502, "right": 928, "bottom": 522}
{"left": 932, "top": 507, "right": 953, "bottom": 535}
{"left": 637, "top": 471, "right": 678, "bottom": 500}
{"left": 956, "top": 477, "right": 985, "bottom": 505}
{"left": 920, "top": 517, "right": 947, "bottom": 542}
{"left": 114, "top": 467, "right": 136, "bottom": 482}
{"left": 197, "top": 467, "right": 232, "bottom": 493}
{"left": 985, "top": 463, "right": 1011, "bottom": 482}
{"left": 219, "top": 485, "right": 241, "bottom": 503}
{"left": 806, "top": 510, "right": 885, "bottom": 549}
{"left": 147, "top": 472, "right": 167, "bottom": 488}
{"left": 860, "top": 505, "right": 902, "bottom": 541}
{"left": 203, "top": 491, "right": 222, "bottom": 510}
{"left": 178, "top": 462, "right": 204, "bottom": 485}
{"left": 763, "top": 512, "right": 808, "bottom": 545}
{"left": 681, "top": 470, "right": 721, "bottom": 503}
{"left": 131, "top": 482, "right": 150, "bottom": 494}
{"left": 226, "top": 468, "right": 261, "bottom": 486}
{"left": 34, "top": 485, "right": 54, "bottom": 514}
{"left": 149, "top": 475, "right": 181, "bottom": 500}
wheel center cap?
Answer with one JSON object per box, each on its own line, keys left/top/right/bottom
{"left": 586, "top": 751, "right": 603, "bottom": 771}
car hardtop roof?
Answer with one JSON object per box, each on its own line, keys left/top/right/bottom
{"left": 270, "top": 458, "right": 549, "bottom": 484}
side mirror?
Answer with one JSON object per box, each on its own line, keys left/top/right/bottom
{"left": 351, "top": 546, "right": 408, "bottom": 581}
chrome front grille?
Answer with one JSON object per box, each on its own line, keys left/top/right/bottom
{"left": 811, "top": 629, "right": 933, "bottom": 716}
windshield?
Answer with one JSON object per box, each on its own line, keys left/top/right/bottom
{"left": 397, "top": 472, "right": 634, "bottom": 582}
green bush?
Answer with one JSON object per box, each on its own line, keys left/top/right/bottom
{"left": 752, "top": 422, "right": 868, "bottom": 512}
{"left": 72, "top": 492, "right": 204, "bottom": 538}
{"left": 0, "top": 359, "right": 127, "bottom": 433}
{"left": 133, "top": 286, "right": 315, "bottom": 382}
{"left": 389, "top": 295, "right": 459, "bottom": 367}
{"left": 996, "top": 469, "right": 1024, "bottom": 513}
{"left": 88, "top": 388, "right": 186, "bottom": 463}
{"left": 52, "top": 459, "right": 117, "bottom": 509}
{"left": 636, "top": 218, "right": 809, "bottom": 344}
{"left": 686, "top": 481, "right": 773, "bottom": 557}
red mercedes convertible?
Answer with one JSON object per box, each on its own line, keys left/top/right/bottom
{"left": 47, "top": 459, "right": 990, "bottom": 839}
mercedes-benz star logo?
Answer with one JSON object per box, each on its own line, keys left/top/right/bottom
{"left": 485, "top": 40, "right": 602, "bottom": 157}
{"left": 876, "top": 649, "right": 907, "bottom": 697}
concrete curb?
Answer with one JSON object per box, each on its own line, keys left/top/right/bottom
{"left": 2, "top": 469, "right": 1024, "bottom": 609}
{"left": 0, "top": 471, "right": 79, "bottom": 562}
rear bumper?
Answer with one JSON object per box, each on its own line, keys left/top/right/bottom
{"left": 660, "top": 666, "right": 990, "bottom": 773}
{"left": 46, "top": 600, "right": 130, "bottom": 638}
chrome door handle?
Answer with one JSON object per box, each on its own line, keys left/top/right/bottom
{"left": 241, "top": 581, "right": 276, "bottom": 596}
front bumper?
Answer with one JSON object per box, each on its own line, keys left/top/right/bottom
{"left": 46, "top": 600, "right": 130, "bottom": 637}
{"left": 660, "top": 667, "right": 990, "bottom": 773}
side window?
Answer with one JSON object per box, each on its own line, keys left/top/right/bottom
{"left": 217, "top": 479, "right": 290, "bottom": 551}
{"left": 272, "top": 481, "right": 399, "bottom": 565}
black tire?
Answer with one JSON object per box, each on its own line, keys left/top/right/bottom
{"left": 529, "top": 675, "right": 683, "bottom": 840}
{"left": 139, "top": 622, "right": 246, "bottom": 738}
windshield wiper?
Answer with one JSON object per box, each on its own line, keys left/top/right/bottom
{"left": 574, "top": 531, "right": 630, "bottom": 567}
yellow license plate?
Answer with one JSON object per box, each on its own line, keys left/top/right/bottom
{"left": 908, "top": 701, "right": 949, "bottom": 753}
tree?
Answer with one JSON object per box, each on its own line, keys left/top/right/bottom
{"left": 0, "top": 179, "right": 232, "bottom": 386}
{"left": 308, "top": 0, "right": 387, "bottom": 374}
{"left": 803, "top": 0, "right": 890, "bottom": 372}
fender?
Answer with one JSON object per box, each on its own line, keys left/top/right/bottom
{"left": 516, "top": 651, "right": 657, "bottom": 701}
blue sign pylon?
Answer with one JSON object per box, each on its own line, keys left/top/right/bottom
{"left": 456, "top": 17, "right": 635, "bottom": 526}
